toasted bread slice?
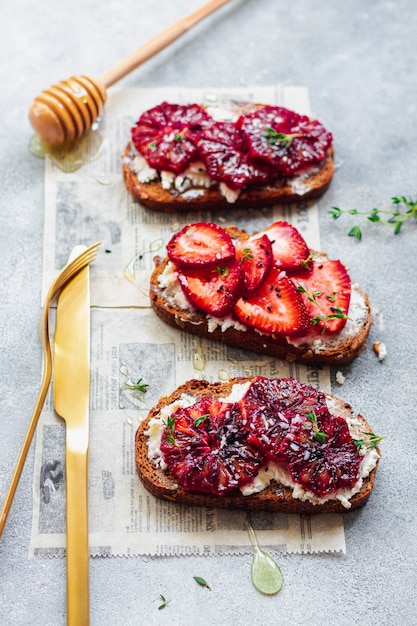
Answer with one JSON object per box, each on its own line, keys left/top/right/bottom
{"left": 135, "top": 377, "right": 380, "bottom": 513}
{"left": 149, "top": 225, "right": 372, "bottom": 366}
{"left": 122, "top": 100, "right": 335, "bottom": 213}
{"left": 123, "top": 144, "right": 334, "bottom": 212}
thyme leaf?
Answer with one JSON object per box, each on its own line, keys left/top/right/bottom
{"left": 305, "top": 410, "right": 329, "bottom": 444}
{"left": 329, "top": 196, "right": 417, "bottom": 239}
{"left": 194, "top": 413, "right": 210, "bottom": 428}
{"left": 193, "top": 576, "right": 211, "bottom": 589}
{"left": 240, "top": 247, "right": 253, "bottom": 263}
{"left": 216, "top": 265, "right": 230, "bottom": 277}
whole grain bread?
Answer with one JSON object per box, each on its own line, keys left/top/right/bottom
{"left": 135, "top": 377, "right": 379, "bottom": 513}
{"left": 149, "top": 225, "right": 372, "bottom": 366}
{"left": 122, "top": 100, "right": 335, "bottom": 213}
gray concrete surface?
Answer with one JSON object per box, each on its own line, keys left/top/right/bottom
{"left": 0, "top": 1, "right": 416, "bottom": 624}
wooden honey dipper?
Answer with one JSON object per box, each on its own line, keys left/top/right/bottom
{"left": 29, "top": 0, "right": 231, "bottom": 146}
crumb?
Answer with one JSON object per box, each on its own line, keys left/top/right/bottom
{"left": 373, "top": 341, "right": 387, "bottom": 362}
{"left": 335, "top": 371, "right": 345, "bottom": 385}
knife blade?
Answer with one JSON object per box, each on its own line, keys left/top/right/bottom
{"left": 54, "top": 245, "right": 91, "bottom": 626}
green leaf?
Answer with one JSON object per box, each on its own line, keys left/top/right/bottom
{"left": 217, "top": 265, "right": 230, "bottom": 277}
{"left": 165, "top": 433, "right": 177, "bottom": 446}
{"left": 328, "top": 207, "right": 342, "bottom": 219}
{"left": 306, "top": 410, "right": 329, "bottom": 443}
{"left": 348, "top": 225, "right": 362, "bottom": 240}
{"left": 194, "top": 413, "right": 209, "bottom": 428}
{"left": 193, "top": 576, "right": 211, "bottom": 589}
{"left": 158, "top": 594, "right": 171, "bottom": 609}
{"left": 241, "top": 247, "right": 253, "bottom": 262}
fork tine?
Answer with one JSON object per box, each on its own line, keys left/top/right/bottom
{"left": 43, "top": 242, "right": 101, "bottom": 302}
{"left": 0, "top": 241, "right": 101, "bottom": 538}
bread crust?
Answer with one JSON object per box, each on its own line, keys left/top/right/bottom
{"left": 149, "top": 225, "right": 372, "bottom": 366}
{"left": 122, "top": 99, "right": 335, "bottom": 212}
{"left": 123, "top": 144, "right": 334, "bottom": 212}
{"left": 135, "top": 378, "right": 379, "bottom": 513}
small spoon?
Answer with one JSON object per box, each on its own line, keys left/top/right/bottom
{"left": 246, "top": 519, "right": 284, "bottom": 595}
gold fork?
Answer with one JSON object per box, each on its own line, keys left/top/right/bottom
{"left": 0, "top": 241, "right": 101, "bottom": 538}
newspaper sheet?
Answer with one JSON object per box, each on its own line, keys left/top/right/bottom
{"left": 30, "top": 85, "right": 346, "bottom": 557}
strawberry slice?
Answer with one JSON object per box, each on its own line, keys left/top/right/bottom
{"left": 256, "top": 221, "right": 311, "bottom": 273}
{"left": 233, "top": 266, "right": 311, "bottom": 336}
{"left": 167, "top": 222, "right": 235, "bottom": 269}
{"left": 178, "top": 257, "right": 243, "bottom": 317}
{"left": 294, "top": 258, "right": 351, "bottom": 333}
{"left": 235, "top": 233, "right": 273, "bottom": 293}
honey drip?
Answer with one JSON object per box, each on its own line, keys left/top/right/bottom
{"left": 193, "top": 339, "right": 206, "bottom": 379}
{"left": 29, "top": 127, "right": 105, "bottom": 173}
{"left": 246, "top": 519, "right": 284, "bottom": 596}
{"left": 124, "top": 239, "right": 164, "bottom": 291}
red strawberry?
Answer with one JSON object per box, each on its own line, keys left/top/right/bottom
{"left": 279, "top": 411, "right": 361, "bottom": 496}
{"left": 293, "top": 258, "right": 351, "bottom": 333}
{"left": 235, "top": 233, "right": 273, "bottom": 293}
{"left": 178, "top": 258, "right": 243, "bottom": 317}
{"left": 167, "top": 222, "right": 235, "bottom": 269}
{"left": 233, "top": 266, "right": 311, "bottom": 336}
{"left": 160, "top": 396, "right": 265, "bottom": 495}
{"left": 256, "top": 221, "right": 311, "bottom": 273}
{"left": 131, "top": 102, "right": 211, "bottom": 174}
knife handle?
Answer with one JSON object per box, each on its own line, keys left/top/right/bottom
{"left": 65, "top": 435, "right": 90, "bottom": 626}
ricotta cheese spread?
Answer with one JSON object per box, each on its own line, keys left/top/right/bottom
{"left": 157, "top": 261, "right": 367, "bottom": 348}
{"left": 145, "top": 382, "right": 380, "bottom": 508}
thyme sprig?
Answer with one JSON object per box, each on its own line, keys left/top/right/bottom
{"left": 263, "top": 128, "right": 303, "bottom": 148}
{"left": 158, "top": 594, "right": 171, "bottom": 610}
{"left": 296, "top": 283, "right": 324, "bottom": 306}
{"left": 296, "top": 284, "right": 350, "bottom": 329}
{"left": 329, "top": 196, "right": 417, "bottom": 240}
{"left": 353, "top": 431, "right": 385, "bottom": 452}
{"left": 311, "top": 306, "right": 351, "bottom": 328}
{"left": 240, "top": 247, "right": 253, "bottom": 263}
{"left": 305, "top": 410, "right": 328, "bottom": 444}
{"left": 124, "top": 377, "right": 149, "bottom": 393}
{"left": 163, "top": 415, "right": 177, "bottom": 446}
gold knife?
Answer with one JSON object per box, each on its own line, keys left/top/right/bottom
{"left": 54, "top": 245, "right": 91, "bottom": 626}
